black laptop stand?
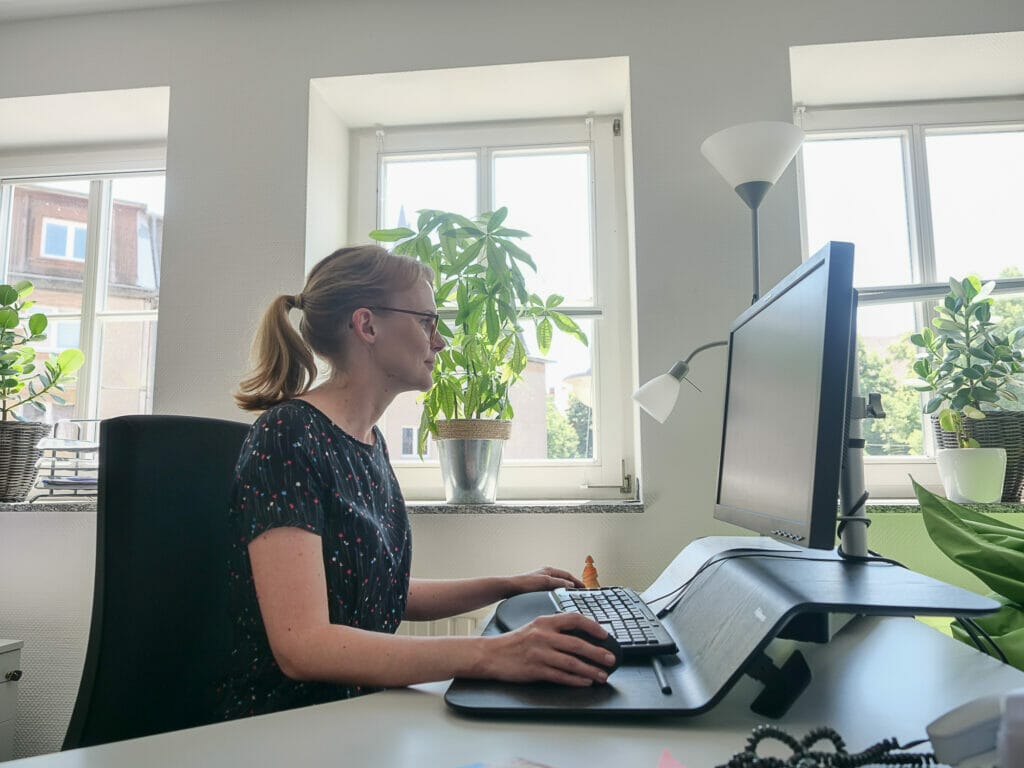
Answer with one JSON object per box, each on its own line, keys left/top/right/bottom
{"left": 444, "top": 540, "right": 998, "bottom": 718}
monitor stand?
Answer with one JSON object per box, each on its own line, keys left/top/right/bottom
{"left": 444, "top": 536, "right": 999, "bottom": 718}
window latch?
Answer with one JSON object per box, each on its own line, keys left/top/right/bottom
{"left": 582, "top": 460, "right": 635, "bottom": 496}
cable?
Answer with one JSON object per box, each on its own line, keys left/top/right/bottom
{"left": 716, "top": 724, "right": 938, "bottom": 767}
{"left": 646, "top": 548, "right": 900, "bottom": 619}
{"left": 956, "top": 615, "right": 1009, "bottom": 664}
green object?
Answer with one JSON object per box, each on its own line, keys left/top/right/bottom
{"left": 0, "top": 280, "right": 85, "bottom": 422}
{"left": 913, "top": 478, "right": 1024, "bottom": 669}
{"left": 371, "top": 209, "right": 587, "bottom": 456}
{"left": 907, "top": 275, "right": 1024, "bottom": 448}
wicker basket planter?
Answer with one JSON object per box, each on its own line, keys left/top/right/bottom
{"left": 434, "top": 419, "right": 511, "bottom": 504}
{"left": 0, "top": 421, "right": 50, "bottom": 502}
{"left": 932, "top": 411, "right": 1024, "bottom": 502}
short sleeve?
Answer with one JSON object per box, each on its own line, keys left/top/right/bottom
{"left": 232, "top": 405, "right": 328, "bottom": 542}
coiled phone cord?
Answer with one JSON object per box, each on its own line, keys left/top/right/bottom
{"left": 717, "top": 724, "right": 938, "bottom": 768}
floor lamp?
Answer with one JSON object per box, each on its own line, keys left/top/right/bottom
{"left": 700, "top": 121, "right": 805, "bottom": 304}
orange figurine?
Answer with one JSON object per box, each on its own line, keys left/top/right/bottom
{"left": 581, "top": 555, "right": 600, "bottom": 589}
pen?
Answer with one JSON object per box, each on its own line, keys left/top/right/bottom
{"left": 651, "top": 656, "right": 672, "bottom": 695}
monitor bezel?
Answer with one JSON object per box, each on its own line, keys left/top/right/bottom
{"left": 713, "top": 241, "right": 856, "bottom": 550}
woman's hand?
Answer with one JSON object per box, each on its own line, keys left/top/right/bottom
{"left": 480, "top": 613, "right": 615, "bottom": 686}
{"left": 506, "top": 566, "right": 585, "bottom": 597}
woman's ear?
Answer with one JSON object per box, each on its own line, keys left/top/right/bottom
{"left": 349, "top": 308, "right": 378, "bottom": 344}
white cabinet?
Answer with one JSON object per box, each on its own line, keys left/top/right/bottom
{"left": 0, "top": 639, "right": 23, "bottom": 762}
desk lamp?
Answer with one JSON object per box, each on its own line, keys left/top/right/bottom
{"left": 700, "top": 121, "right": 805, "bottom": 304}
{"left": 632, "top": 340, "right": 728, "bottom": 423}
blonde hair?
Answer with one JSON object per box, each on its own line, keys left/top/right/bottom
{"left": 235, "top": 245, "right": 433, "bottom": 411}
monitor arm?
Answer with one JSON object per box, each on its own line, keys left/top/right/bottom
{"left": 838, "top": 372, "right": 885, "bottom": 558}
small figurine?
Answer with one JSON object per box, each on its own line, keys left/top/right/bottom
{"left": 581, "top": 555, "right": 600, "bottom": 589}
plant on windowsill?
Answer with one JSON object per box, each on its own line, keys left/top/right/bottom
{"left": 907, "top": 276, "right": 1024, "bottom": 503}
{"left": 370, "top": 208, "right": 588, "bottom": 504}
{"left": 0, "top": 280, "right": 85, "bottom": 502}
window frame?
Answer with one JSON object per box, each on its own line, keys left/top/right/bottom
{"left": 350, "top": 116, "right": 635, "bottom": 501}
{"left": 0, "top": 145, "right": 165, "bottom": 426}
{"left": 796, "top": 98, "right": 1024, "bottom": 498}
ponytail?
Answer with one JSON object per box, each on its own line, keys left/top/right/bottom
{"left": 235, "top": 294, "right": 318, "bottom": 411}
{"left": 235, "top": 245, "right": 433, "bottom": 412}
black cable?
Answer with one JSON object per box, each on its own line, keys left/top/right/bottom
{"left": 646, "top": 548, "right": 900, "bottom": 619}
{"left": 956, "top": 615, "right": 1009, "bottom": 664}
{"left": 716, "top": 724, "right": 938, "bottom": 768}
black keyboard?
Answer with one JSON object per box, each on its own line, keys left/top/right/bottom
{"left": 551, "top": 587, "right": 677, "bottom": 656}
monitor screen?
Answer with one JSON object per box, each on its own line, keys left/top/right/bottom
{"left": 714, "top": 241, "right": 856, "bottom": 550}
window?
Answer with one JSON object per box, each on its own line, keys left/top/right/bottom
{"left": 0, "top": 172, "right": 163, "bottom": 428}
{"left": 351, "top": 117, "right": 633, "bottom": 500}
{"left": 798, "top": 99, "right": 1024, "bottom": 496}
{"left": 41, "top": 218, "right": 88, "bottom": 261}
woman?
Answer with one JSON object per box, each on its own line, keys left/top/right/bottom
{"left": 219, "top": 245, "right": 614, "bottom": 719}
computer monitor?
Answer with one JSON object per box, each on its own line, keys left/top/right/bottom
{"left": 714, "top": 241, "right": 856, "bottom": 550}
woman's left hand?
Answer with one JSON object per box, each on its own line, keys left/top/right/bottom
{"left": 507, "top": 567, "right": 585, "bottom": 596}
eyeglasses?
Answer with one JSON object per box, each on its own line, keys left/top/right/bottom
{"left": 369, "top": 306, "right": 440, "bottom": 337}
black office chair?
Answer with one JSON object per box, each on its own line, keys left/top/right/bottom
{"left": 64, "top": 415, "right": 250, "bottom": 749}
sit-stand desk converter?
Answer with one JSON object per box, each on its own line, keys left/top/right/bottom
{"left": 445, "top": 536, "right": 1000, "bottom": 718}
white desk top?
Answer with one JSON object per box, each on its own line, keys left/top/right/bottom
{"left": 7, "top": 616, "right": 1023, "bottom": 768}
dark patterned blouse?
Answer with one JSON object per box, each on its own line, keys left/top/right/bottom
{"left": 217, "top": 399, "right": 411, "bottom": 720}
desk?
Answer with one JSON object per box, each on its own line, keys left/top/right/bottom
{"left": 4, "top": 616, "right": 1022, "bottom": 768}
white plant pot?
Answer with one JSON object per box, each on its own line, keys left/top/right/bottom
{"left": 935, "top": 447, "right": 1007, "bottom": 504}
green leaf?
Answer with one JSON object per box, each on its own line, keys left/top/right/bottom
{"left": 502, "top": 240, "right": 537, "bottom": 272}
{"left": 949, "top": 277, "right": 965, "bottom": 300}
{"left": 56, "top": 348, "right": 85, "bottom": 375}
{"left": 924, "top": 396, "right": 945, "bottom": 413}
{"left": 549, "top": 312, "right": 589, "bottom": 345}
{"left": 535, "top": 317, "right": 553, "bottom": 355}
{"left": 28, "top": 313, "right": 47, "bottom": 335}
{"left": 486, "top": 207, "right": 508, "bottom": 232}
{"left": 368, "top": 227, "right": 414, "bottom": 243}
{"left": 963, "top": 404, "right": 986, "bottom": 419}
{"left": 0, "top": 285, "right": 18, "bottom": 307}
{"left": 975, "top": 280, "right": 996, "bottom": 303}
{"left": 485, "top": 302, "right": 500, "bottom": 344}
{"left": 0, "top": 308, "right": 17, "bottom": 330}
{"left": 938, "top": 409, "right": 959, "bottom": 433}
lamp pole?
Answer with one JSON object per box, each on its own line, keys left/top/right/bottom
{"left": 733, "top": 180, "right": 772, "bottom": 304}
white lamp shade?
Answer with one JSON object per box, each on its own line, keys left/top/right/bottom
{"left": 700, "top": 121, "right": 805, "bottom": 189}
{"left": 632, "top": 373, "right": 682, "bottom": 424}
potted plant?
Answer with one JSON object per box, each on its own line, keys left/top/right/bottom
{"left": 908, "top": 276, "right": 1024, "bottom": 503}
{"left": 0, "top": 280, "right": 85, "bottom": 502}
{"left": 371, "top": 208, "right": 587, "bottom": 503}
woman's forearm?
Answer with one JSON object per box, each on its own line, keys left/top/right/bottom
{"left": 404, "top": 577, "right": 513, "bottom": 621}
{"left": 273, "top": 614, "right": 616, "bottom": 690}
{"left": 275, "top": 623, "right": 491, "bottom": 686}
{"left": 404, "top": 568, "right": 584, "bottom": 621}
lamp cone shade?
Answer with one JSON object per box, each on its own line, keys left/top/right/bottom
{"left": 700, "top": 121, "right": 805, "bottom": 189}
{"left": 632, "top": 371, "right": 684, "bottom": 424}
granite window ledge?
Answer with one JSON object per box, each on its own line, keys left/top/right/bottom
{"left": 867, "top": 501, "right": 1023, "bottom": 514}
{"left": 406, "top": 500, "right": 645, "bottom": 515}
{"left": 0, "top": 500, "right": 646, "bottom": 515}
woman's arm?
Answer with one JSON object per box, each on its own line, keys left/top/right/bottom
{"left": 404, "top": 568, "right": 585, "bottom": 622}
{"left": 249, "top": 527, "right": 611, "bottom": 688}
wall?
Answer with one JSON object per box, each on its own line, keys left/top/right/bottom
{"left": 1, "top": 0, "right": 1022, "bottom": 592}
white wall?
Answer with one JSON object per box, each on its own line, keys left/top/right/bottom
{"left": 2, "top": 0, "right": 1021, "bottom": 589}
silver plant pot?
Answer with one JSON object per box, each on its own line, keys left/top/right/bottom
{"left": 434, "top": 419, "right": 512, "bottom": 505}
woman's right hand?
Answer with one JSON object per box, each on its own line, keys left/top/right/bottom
{"left": 480, "top": 613, "right": 616, "bottom": 686}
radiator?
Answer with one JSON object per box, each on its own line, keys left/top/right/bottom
{"left": 396, "top": 610, "right": 490, "bottom": 637}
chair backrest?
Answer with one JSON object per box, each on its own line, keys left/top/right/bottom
{"left": 64, "top": 415, "right": 250, "bottom": 749}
